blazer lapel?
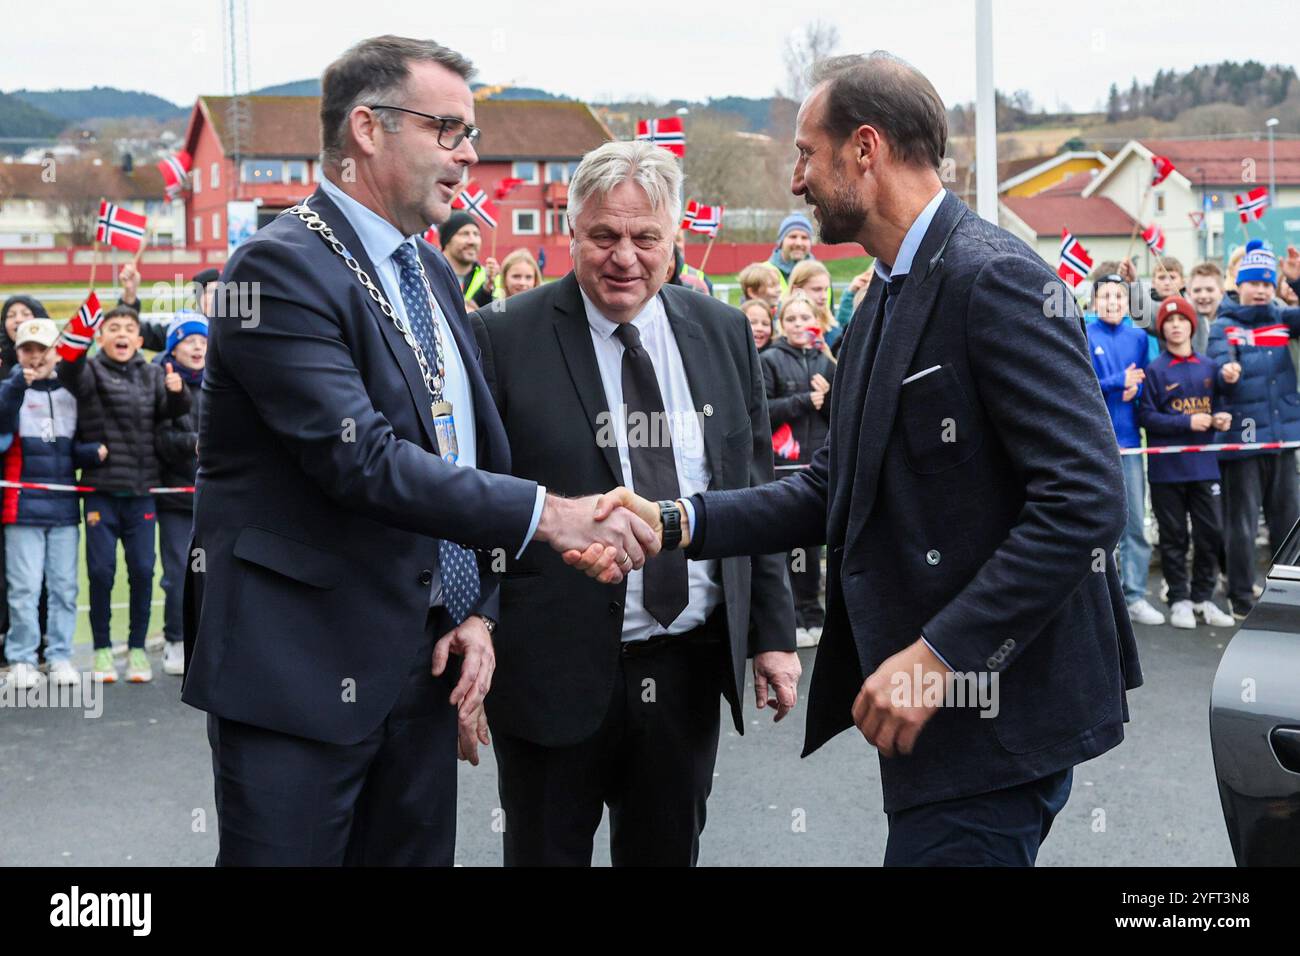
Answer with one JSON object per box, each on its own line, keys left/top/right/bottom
{"left": 842, "top": 191, "right": 968, "bottom": 553}
{"left": 551, "top": 274, "right": 624, "bottom": 486}
{"left": 302, "top": 188, "right": 439, "bottom": 450}
{"left": 827, "top": 279, "right": 885, "bottom": 543}
{"left": 660, "top": 288, "right": 723, "bottom": 487}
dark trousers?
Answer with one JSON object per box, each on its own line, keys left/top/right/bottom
{"left": 788, "top": 544, "right": 824, "bottom": 629}
{"left": 208, "top": 608, "right": 459, "bottom": 866}
{"left": 492, "top": 620, "right": 726, "bottom": 867}
{"left": 884, "top": 768, "right": 1073, "bottom": 866}
{"left": 158, "top": 510, "right": 192, "bottom": 644}
{"left": 84, "top": 493, "right": 156, "bottom": 650}
{"left": 1220, "top": 452, "right": 1299, "bottom": 604}
{"left": 1150, "top": 479, "right": 1223, "bottom": 603}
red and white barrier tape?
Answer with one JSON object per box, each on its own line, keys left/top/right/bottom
{"left": 0, "top": 479, "right": 194, "bottom": 494}
{"left": 1119, "top": 440, "right": 1300, "bottom": 456}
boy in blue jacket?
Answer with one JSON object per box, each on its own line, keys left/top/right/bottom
{"left": 1207, "top": 239, "right": 1300, "bottom": 618}
{"left": 1137, "top": 296, "right": 1238, "bottom": 629}
{"left": 1087, "top": 270, "right": 1163, "bottom": 625}
{"left": 0, "top": 319, "right": 105, "bottom": 689}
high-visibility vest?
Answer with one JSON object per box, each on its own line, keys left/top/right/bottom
{"left": 679, "top": 261, "right": 708, "bottom": 284}
{"left": 464, "top": 263, "right": 487, "bottom": 302}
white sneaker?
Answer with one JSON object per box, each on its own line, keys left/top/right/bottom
{"left": 1127, "top": 598, "right": 1166, "bottom": 626}
{"left": 1169, "top": 600, "right": 1196, "bottom": 629}
{"left": 145, "top": 633, "right": 166, "bottom": 653}
{"left": 795, "top": 627, "right": 817, "bottom": 648}
{"left": 162, "top": 642, "right": 185, "bottom": 676}
{"left": 48, "top": 660, "right": 81, "bottom": 686}
{"left": 806, "top": 625, "right": 823, "bottom": 641}
{"left": 1194, "top": 601, "right": 1235, "bottom": 628}
{"left": 4, "top": 661, "right": 43, "bottom": 689}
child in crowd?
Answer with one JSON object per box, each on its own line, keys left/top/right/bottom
{"left": 1186, "top": 261, "right": 1226, "bottom": 354}
{"left": 762, "top": 291, "right": 834, "bottom": 647}
{"left": 788, "top": 260, "right": 840, "bottom": 347}
{"left": 154, "top": 312, "right": 207, "bottom": 676}
{"left": 1137, "top": 296, "right": 1238, "bottom": 629}
{"left": 1087, "top": 269, "right": 1164, "bottom": 625}
{"left": 58, "top": 305, "right": 190, "bottom": 683}
{"left": 1207, "top": 239, "right": 1300, "bottom": 619}
{"left": 740, "top": 298, "right": 773, "bottom": 354}
{"left": 738, "top": 262, "right": 783, "bottom": 311}
{"left": 0, "top": 319, "right": 105, "bottom": 688}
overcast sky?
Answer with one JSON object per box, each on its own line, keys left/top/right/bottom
{"left": 7, "top": 0, "right": 1297, "bottom": 113}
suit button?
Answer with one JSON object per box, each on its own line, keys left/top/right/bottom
{"left": 609, "top": 601, "right": 622, "bottom": 615}
{"left": 925, "top": 550, "right": 941, "bottom": 566}
{"left": 702, "top": 404, "right": 714, "bottom": 417}
{"left": 418, "top": 569, "right": 433, "bottom": 585}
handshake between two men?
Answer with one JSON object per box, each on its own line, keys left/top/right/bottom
{"left": 534, "top": 487, "right": 679, "bottom": 584}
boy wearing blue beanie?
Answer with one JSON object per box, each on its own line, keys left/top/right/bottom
{"left": 1207, "top": 239, "right": 1300, "bottom": 618}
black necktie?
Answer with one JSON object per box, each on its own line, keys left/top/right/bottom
{"left": 882, "top": 273, "right": 907, "bottom": 328}
{"left": 614, "top": 322, "right": 689, "bottom": 629}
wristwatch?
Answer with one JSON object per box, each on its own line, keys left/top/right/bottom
{"left": 476, "top": 614, "right": 497, "bottom": 636}
{"left": 659, "top": 499, "right": 683, "bottom": 551}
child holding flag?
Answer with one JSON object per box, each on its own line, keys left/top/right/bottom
{"left": 1137, "top": 296, "right": 1238, "bottom": 629}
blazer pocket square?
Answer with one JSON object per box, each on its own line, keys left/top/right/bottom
{"left": 901, "top": 364, "right": 943, "bottom": 386}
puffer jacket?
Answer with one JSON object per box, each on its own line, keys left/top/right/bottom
{"left": 57, "top": 349, "right": 190, "bottom": 494}
{"left": 154, "top": 360, "right": 202, "bottom": 513}
{"left": 761, "top": 337, "right": 834, "bottom": 466}
{"left": 0, "top": 367, "right": 102, "bottom": 525}
{"left": 1206, "top": 301, "right": 1300, "bottom": 458}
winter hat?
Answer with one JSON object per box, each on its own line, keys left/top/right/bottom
{"left": 439, "top": 212, "right": 477, "bottom": 250}
{"left": 1237, "top": 238, "right": 1277, "bottom": 286}
{"left": 166, "top": 309, "right": 208, "bottom": 356}
{"left": 775, "top": 212, "right": 814, "bottom": 250}
{"left": 15, "top": 318, "right": 58, "bottom": 349}
{"left": 1155, "top": 295, "right": 1197, "bottom": 339}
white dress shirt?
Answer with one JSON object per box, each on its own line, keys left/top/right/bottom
{"left": 581, "top": 288, "right": 723, "bottom": 642}
{"left": 319, "top": 177, "right": 545, "bottom": 606}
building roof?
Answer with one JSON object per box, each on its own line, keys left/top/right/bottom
{"left": 0, "top": 160, "right": 164, "bottom": 201}
{"left": 1040, "top": 169, "right": 1097, "bottom": 196}
{"left": 1001, "top": 194, "right": 1137, "bottom": 237}
{"left": 1084, "top": 137, "right": 1300, "bottom": 197}
{"left": 187, "top": 96, "right": 612, "bottom": 161}
{"left": 998, "top": 151, "right": 1109, "bottom": 194}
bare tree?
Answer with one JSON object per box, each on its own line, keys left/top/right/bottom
{"left": 781, "top": 20, "right": 840, "bottom": 102}
{"left": 41, "top": 160, "right": 116, "bottom": 246}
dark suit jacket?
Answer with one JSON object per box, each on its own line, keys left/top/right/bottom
{"left": 182, "top": 185, "right": 540, "bottom": 746}
{"left": 687, "top": 190, "right": 1143, "bottom": 812}
{"left": 475, "top": 273, "right": 796, "bottom": 747}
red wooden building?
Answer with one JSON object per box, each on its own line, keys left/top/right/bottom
{"left": 178, "top": 94, "right": 613, "bottom": 266}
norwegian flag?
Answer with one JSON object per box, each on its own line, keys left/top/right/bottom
{"left": 1236, "top": 186, "right": 1270, "bottom": 223}
{"left": 679, "top": 199, "right": 699, "bottom": 231}
{"left": 682, "top": 202, "right": 722, "bottom": 237}
{"left": 1150, "top": 154, "right": 1176, "bottom": 187}
{"left": 1057, "top": 228, "right": 1093, "bottom": 289}
{"left": 421, "top": 225, "right": 438, "bottom": 245}
{"left": 1225, "top": 324, "right": 1290, "bottom": 348}
{"left": 157, "top": 150, "right": 192, "bottom": 201}
{"left": 494, "top": 177, "right": 525, "bottom": 200}
{"left": 772, "top": 422, "right": 800, "bottom": 461}
{"left": 55, "top": 291, "right": 104, "bottom": 362}
{"left": 450, "top": 180, "right": 498, "bottom": 229}
{"left": 96, "top": 200, "right": 147, "bottom": 253}
{"left": 636, "top": 117, "right": 686, "bottom": 157}
{"left": 1142, "top": 222, "right": 1166, "bottom": 254}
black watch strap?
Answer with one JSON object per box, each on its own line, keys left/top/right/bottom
{"left": 659, "top": 499, "right": 682, "bottom": 551}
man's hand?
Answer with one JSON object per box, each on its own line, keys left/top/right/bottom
{"left": 119, "top": 261, "right": 140, "bottom": 305}
{"left": 1213, "top": 411, "right": 1232, "bottom": 431}
{"left": 1221, "top": 362, "right": 1241, "bottom": 384}
{"left": 1281, "top": 245, "right": 1300, "bottom": 284}
{"left": 852, "top": 637, "right": 948, "bottom": 758}
{"left": 1190, "top": 412, "right": 1213, "bottom": 432}
{"left": 536, "top": 493, "right": 660, "bottom": 584}
{"left": 164, "top": 362, "right": 183, "bottom": 393}
{"left": 753, "top": 650, "right": 801, "bottom": 721}
{"left": 456, "top": 704, "right": 491, "bottom": 765}
{"left": 432, "top": 615, "right": 495, "bottom": 759}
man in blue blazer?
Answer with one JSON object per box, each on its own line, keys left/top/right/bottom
{"left": 182, "top": 35, "right": 656, "bottom": 866}
{"left": 587, "top": 52, "right": 1143, "bottom": 865}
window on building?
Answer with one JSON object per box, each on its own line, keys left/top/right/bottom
{"left": 550, "top": 210, "right": 569, "bottom": 235}
{"left": 545, "top": 162, "right": 567, "bottom": 184}
{"left": 312, "top": 161, "right": 323, "bottom": 183}
{"left": 1155, "top": 192, "right": 1166, "bottom": 215}
{"left": 242, "top": 159, "right": 285, "bottom": 183}
{"left": 512, "top": 161, "right": 539, "bottom": 184}
{"left": 211, "top": 162, "right": 220, "bottom": 189}
{"left": 193, "top": 216, "right": 202, "bottom": 242}
{"left": 513, "top": 209, "right": 540, "bottom": 235}
{"left": 212, "top": 212, "right": 222, "bottom": 241}
{"left": 566, "top": 161, "right": 580, "bottom": 181}
{"left": 287, "top": 160, "right": 309, "bottom": 185}
{"left": 194, "top": 166, "right": 202, "bottom": 193}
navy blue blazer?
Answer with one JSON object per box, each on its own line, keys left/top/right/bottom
{"left": 687, "top": 190, "right": 1143, "bottom": 812}
{"left": 182, "top": 186, "right": 540, "bottom": 746}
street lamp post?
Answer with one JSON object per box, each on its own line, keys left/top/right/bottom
{"left": 1266, "top": 117, "right": 1279, "bottom": 208}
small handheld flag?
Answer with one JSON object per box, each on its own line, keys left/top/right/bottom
{"left": 96, "top": 200, "right": 147, "bottom": 253}
{"left": 494, "top": 177, "right": 525, "bottom": 200}
{"left": 1225, "top": 324, "right": 1290, "bottom": 348}
{"left": 157, "top": 150, "right": 192, "bottom": 201}
{"left": 1151, "top": 155, "right": 1176, "bottom": 187}
{"left": 450, "top": 180, "right": 499, "bottom": 229}
{"left": 1142, "top": 222, "right": 1166, "bottom": 254}
{"left": 1236, "top": 186, "right": 1269, "bottom": 223}
{"left": 636, "top": 117, "right": 686, "bottom": 157}
{"left": 1058, "top": 229, "right": 1093, "bottom": 289}
{"left": 56, "top": 291, "right": 104, "bottom": 362}
{"left": 772, "top": 422, "right": 800, "bottom": 461}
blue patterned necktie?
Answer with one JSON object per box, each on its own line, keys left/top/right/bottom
{"left": 391, "top": 241, "right": 480, "bottom": 624}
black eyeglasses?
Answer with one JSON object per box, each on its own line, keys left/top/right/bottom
{"left": 367, "top": 105, "right": 480, "bottom": 150}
